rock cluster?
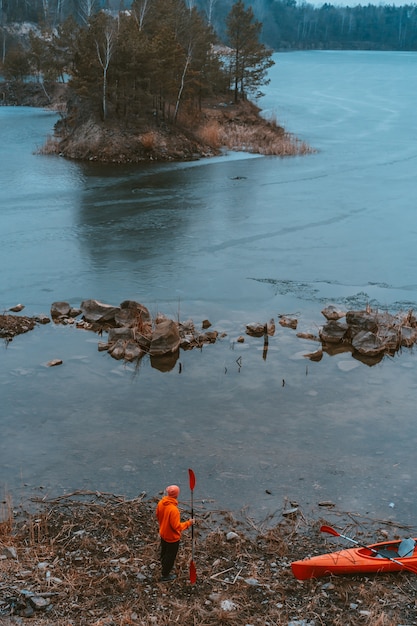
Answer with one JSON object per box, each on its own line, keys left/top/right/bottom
{"left": 51, "top": 298, "right": 222, "bottom": 370}
{"left": 301, "top": 305, "right": 417, "bottom": 364}
{"left": 3, "top": 299, "right": 417, "bottom": 368}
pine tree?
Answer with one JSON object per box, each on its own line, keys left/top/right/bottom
{"left": 226, "top": 0, "right": 274, "bottom": 103}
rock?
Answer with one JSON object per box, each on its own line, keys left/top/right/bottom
{"left": 124, "top": 340, "right": 143, "bottom": 361}
{"left": 46, "top": 359, "right": 63, "bottom": 367}
{"left": 108, "top": 327, "right": 134, "bottom": 343}
{"left": 319, "top": 320, "right": 348, "bottom": 343}
{"left": 345, "top": 310, "right": 378, "bottom": 333}
{"left": 9, "top": 303, "right": 25, "bottom": 312}
{"left": 279, "top": 316, "right": 297, "bottom": 329}
{"left": 351, "top": 330, "right": 385, "bottom": 356}
{"left": 237, "top": 335, "right": 245, "bottom": 343}
{"left": 114, "top": 300, "right": 151, "bottom": 328}
{"left": 149, "top": 319, "right": 180, "bottom": 356}
{"left": 202, "top": 319, "right": 211, "bottom": 329}
{"left": 226, "top": 531, "right": 239, "bottom": 541}
{"left": 108, "top": 339, "right": 126, "bottom": 360}
{"left": 28, "top": 595, "right": 50, "bottom": 610}
{"left": 200, "top": 330, "right": 218, "bottom": 344}
{"left": 246, "top": 322, "right": 267, "bottom": 337}
{"left": 51, "top": 301, "right": 71, "bottom": 319}
{"left": 80, "top": 299, "right": 120, "bottom": 324}
{"left": 321, "top": 305, "right": 345, "bottom": 320}
{"left": 34, "top": 314, "right": 50, "bottom": 324}
{"left": 2, "top": 546, "right": 17, "bottom": 559}
{"left": 179, "top": 319, "right": 195, "bottom": 334}
{"left": 220, "top": 599, "right": 237, "bottom": 611}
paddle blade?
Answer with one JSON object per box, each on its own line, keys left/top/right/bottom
{"left": 320, "top": 525, "right": 341, "bottom": 537}
{"left": 188, "top": 468, "right": 196, "bottom": 491}
{"left": 190, "top": 560, "right": 197, "bottom": 584}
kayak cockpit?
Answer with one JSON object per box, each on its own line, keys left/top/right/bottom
{"left": 359, "top": 538, "right": 415, "bottom": 559}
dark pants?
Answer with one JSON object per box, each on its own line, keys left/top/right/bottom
{"left": 160, "top": 538, "right": 180, "bottom": 577}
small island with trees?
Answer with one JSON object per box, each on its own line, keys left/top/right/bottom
{"left": 0, "top": 0, "right": 314, "bottom": 162}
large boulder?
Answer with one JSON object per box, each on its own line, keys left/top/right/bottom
{"left": 149, "top": 319, "right": 180, "bottom": 356}
{"left": 80, "top": 299, "right": 120, "bottom": 324}
{"left": 114, "top": 300, "right": 152, "bottom": 329}
{"left": 51, "top": 301, "right": 71, "bottom": 319}
{"left": 108, "top": 327, "right": 134, "bottom": 343}
{"left": 351, "top": 330, "right": 385, "bottom": 356}
{"left": 345, "top": 310, "right": 378, "bottom": 334}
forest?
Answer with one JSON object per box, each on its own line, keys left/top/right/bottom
{"left": 1, "top": 0, "right": 417, "bottom": 51}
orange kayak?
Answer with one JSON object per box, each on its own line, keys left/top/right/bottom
{"left": 291, "top": 537, "right": 417, "bottom": 580}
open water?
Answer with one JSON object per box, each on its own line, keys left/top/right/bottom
{"left": 1, "top": 51, "right": 417, "bottom": 525}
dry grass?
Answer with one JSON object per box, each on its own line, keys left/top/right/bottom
{"left": 199, "top": 100, "right": 315, "bottom": 157}
{"left": 140, "top": 131, "right": 156, "bottom": 151}
{"left": 1, "top": 492, "right": 417, "bottom": 625}
{"left": 195, "top": 120, "right": 222, "bottom": 149}
{"left": 37, "top": 134, "right": 61, "bottom": 155}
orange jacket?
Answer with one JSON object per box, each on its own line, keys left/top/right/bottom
{"left": 156, "top": 496, "right": 192, "bottom": 543}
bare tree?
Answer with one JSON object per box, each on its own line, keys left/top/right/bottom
{"left": 204, "top": 0, "right": 217, "bottom": 26}
{"left": 174, "top": 42, "right": 192, "bottom": 121}
{"left": 95, "top": 21, "right": 115, "bottom": 119}
{"left": 78, "top": 0, "right": 98, "bottom": 25}
{"left": 132, "top": 0, "right": 151, "bottom": 31}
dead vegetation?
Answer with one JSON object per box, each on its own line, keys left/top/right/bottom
{"left": 196, "top": 100, "right": 313, "bottom": 157}
{"left": 1, "top": 492, "right": 417, "bottom": 625}
{"left": 0, "top": 314, "right": 37, "bottom": 341}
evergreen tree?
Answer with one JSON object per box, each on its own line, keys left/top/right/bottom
{"left": 225, "top": 0, "right": 274, "bottom": 103}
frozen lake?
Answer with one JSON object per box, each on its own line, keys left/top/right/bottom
{"left": 1, "top": 51, "right": 417, "bottom": 525}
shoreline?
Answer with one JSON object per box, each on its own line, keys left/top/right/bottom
{"left": 1, "top": 490, "right": 416, "bottom": 625}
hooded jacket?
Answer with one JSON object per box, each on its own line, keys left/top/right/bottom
{"left": 156, "top": 496, "right": 193, "bottom": 543}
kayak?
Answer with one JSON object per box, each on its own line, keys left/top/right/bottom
{"left": 291, "top": 537, "right": 417, "bottom": 580}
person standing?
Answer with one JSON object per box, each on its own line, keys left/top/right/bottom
{"left": 156, "top": 484, "right": 194, "bottom": 582}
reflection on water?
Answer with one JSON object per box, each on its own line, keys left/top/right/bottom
{"left": 2, "top": 52, "right": 417, "bottom": 526}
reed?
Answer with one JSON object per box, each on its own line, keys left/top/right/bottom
{"left": 196, "top": 120, "right": 222, "bottom": 148}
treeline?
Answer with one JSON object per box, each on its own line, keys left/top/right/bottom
{"left": 263, "top": 1, "right": 417, "bottom": 50}
{"left": 1, "top": 0, "right": 417, "bottom": 50}
{"left": 200, "top": 0, "right": 417, "bottom": 51}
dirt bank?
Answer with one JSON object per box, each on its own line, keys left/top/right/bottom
{"left": 1, "top": 492, "right": 416, "bottom": 625}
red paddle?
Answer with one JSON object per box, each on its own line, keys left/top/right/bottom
{"left": 320, "top": 525, "right": 417, "bottom": 574}
{"left": 188, "top": 468, "right": 196, "bottom": 584}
